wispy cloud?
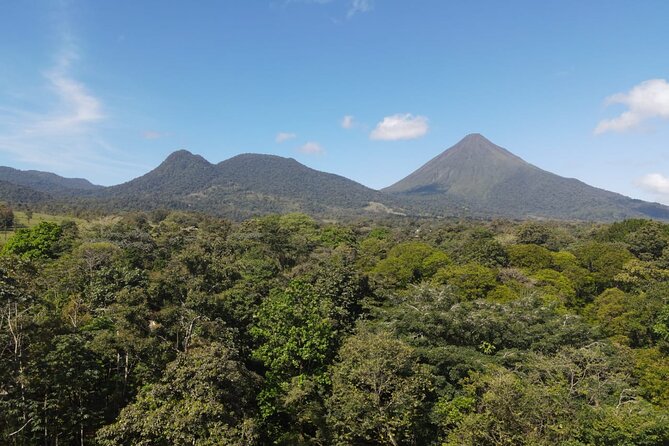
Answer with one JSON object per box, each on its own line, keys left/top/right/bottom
{"left": 341, "top": 115, "right": 355, "bottom": 129}
{"left": 276, "top": 132, "right": 297, "bottom": 143}
{"left": 284, "top": 0, "right": 373, "bottom": 19}
{"left": 44, "top": 53, "right": 103, "bottom": 127}
{"left": 298, "top": 141, "right": 325, "bottom": 155}
{"left": 637, "top": 173, "right": 669, "bottom": 201}
{"left": 370, "top": 113, "right": 429, "bottom": 141}
{"left": 142, "top": 130, "right": 167, "bottom": 140}
{"left": 285, "top": 0, "right": 333, "bottom": 4}
{"left": 595, "top": 79, "right": 669, "bottom": 134}
{"left": 347, "top": 0, "right": 373, "bottom": 18}
{"left": 0, "top": 37, "right": 144, "bottom": 185}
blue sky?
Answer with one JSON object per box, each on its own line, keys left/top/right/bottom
{"left": 1, "top": 1, "right": 669, "bottom": 203}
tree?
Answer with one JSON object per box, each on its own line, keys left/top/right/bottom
{"left": 653, "top": 304, "right": 669, "bottom": 343}
{"left": 2, "top": 221, "right": 63, "bottom": 260}
{"left": 516, "top": 221, "right": 552, "bottom": 246}
{"left": 40, "top": 333, "right": 108, "bottom": 445}
{"left": 449, "top": 229, "right": 508, "bottom": 268}
{"left": 571, "top": 242, "right": 633, "bottom": 294}
{"left": 0, "top": 203, "right": 14, "bottom": 230}
{"left": 634, "top": 348, "right": 669, "bottom": 407}
{"left": 441, "top": 344, "right": 665, "bottom": 445}
{"left": 371, "top": 242, "right": 450, "bottom": 287}
{"left": 251, "top": 279, "right": 340, "bottom": 436}
{"left": 624, "top": 221, "right": 669, "bottom": 261}
{"left": 251, "top": 281, "right": 336, "bottom": 379}
{"left": 531, "top": 268, "right": 577, "bottom": 306}
{"left": 0, "top": 263, "right": 40, "bottom": 444}
{"left": 507, "top": 244, "right": 554, "bottom": 272}
{"left": 585, "top": 288, "right": 661, "bottom": 347}
{"left": 327, "top": 329, "right": 435, "bottom": 446}
{"left": 433, "top": 263, "right": 498, "bottom": 300}
{"left": 96, "top": 342, "right": 260, "bottom": 446}
{"left": 614, "top": 259, "right": 669, "bottom": 292}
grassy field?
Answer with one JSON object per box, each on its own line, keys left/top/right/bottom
{"left": 0, "top": 211, "right": 90, "bottom": 246}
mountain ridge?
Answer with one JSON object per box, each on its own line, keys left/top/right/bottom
{"left": 0, "top": 137, "right": 668, "bottom": 221}
{"left": 89, "top": 150, "right": 397, "bottom": 218}
{"left": 0, "top": 166, "right": 102, "bottom": 196}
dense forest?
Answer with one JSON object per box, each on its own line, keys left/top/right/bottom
{"left": 2, "top": 210, "right": 669, "bottom": 445}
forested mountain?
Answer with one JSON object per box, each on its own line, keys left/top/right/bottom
{"left": 1, "top": 137, "right": 669, "bottom": 221}
{"left": 0, "top": 179, "right": 53, "bottom": 204}
{"left": 0, "top": 166, "right": 102, "bottom": 195}
{"left": 93, "top": 150, "right": 398, "bottom": 218}
{"left": 385, "top": 134, "right": 669, "bottom": 221}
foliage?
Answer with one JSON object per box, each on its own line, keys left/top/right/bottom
{"left": 1, "top": 221, "right": 64, "bottom": 259}
{"left": 371, "top": 241, "right": 450, "bottom": 287}
{"left": 507, "top": 243, "right": 554, "bottom": 271}
{"left": 327, "top": 329, "right": 435, "bottom": 445}
{"left": 448, "top": 229, "right": 508, "bottom": 267}
{"left": 433, "top": 262, "right": 498, "bottom": 300}
{"left": 0, "top": 213, "right": 668, "bottom": 445}
{"left": 516, "top": 221, "right": 552, "bottom": 246}
{"left": 0, "top": 202, "right": 14, "bottom": 229}
{"left": 96, "top": 342, "right": 260, "bottom": 446}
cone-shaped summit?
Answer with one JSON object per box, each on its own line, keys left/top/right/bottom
{"left": 385, "top": 133, "right": 533, "bottom": 198}
{"left": 385, "top": 134, "right": 669, "bottom": 220}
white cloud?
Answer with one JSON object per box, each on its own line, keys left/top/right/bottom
{"left": 275, "top": 132, "right": 297, "bottom": 143}
{"left": 370, "top": 113, "right": 429, "bottom": 141}
{"left": 286, "top": 0, "right": 333, "bottom": 4}
{"left": 637, "top": 173, "right": 669, "bottom": 198}
{"left": 341, "top": 115, "right": 355, "bottom": 129}
{"left": 32, "top": 48, "right": 104, "bottom": 134}
{"left": 298, "top": 141, "right": 325, "bottom": 155}
{"left": 142, "top": 130, "right": 165, "bottom": 140}
{"left": 0, "top": 42, "right": 139, "bottom": 181}
{"left": 347, "top": 0, "right": 373, "bottom": 18}
{"left": 285, "top": 0, "right": 373, "bottom": 19}
{"left": 595, "top": 79, "right": 669, "bottom": 134}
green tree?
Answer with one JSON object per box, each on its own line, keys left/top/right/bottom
{"left": 371, "top": 242, "right": 450, "bottom": 287}
{"left": 433, "top": 263, "right": 498, "bottom": 300}
{"left": 2, "top": 221, "right": 64, "bottom": 260}
{"left": 516, "top": 221, "right": 552, "bottom": 246}
{"left": 0, "top": 203, "right": 14, "bottom": 230}
{"left": 442, "top": 344, "right": 661, "bottom": 445}
{"left": 586, "top": 288, "right": 661, "bottom": 347}
{"left": 507, "top": 244, "right": 554, "bottom": 271}
{"left": 96, "top": 342, "right": 260, "bottom": 446}
{"left": 251, "top": 281, "right": 338, "bottom": 421}
{"left": 327, "top": 329, "right": 435, "bottom": 446}
{"left": 531, "top": 268, "right": 577, "bottom": 306}
{"left": 450, "top": 229, "right": 508, "bottom": 268}
{"left": 624, "top": 221, "right": 669, "bottom": 260}
{"left": 634, "top": 348, "right": 669, "bottom": 407}
{"left": 614, "top": 259, "right": 669, "bottom": 292}
{"left": 40, "top": 333, "right": 109, "bottom": 445}
{"left": 571, "top": 242, "right": 633, "bottom": 294}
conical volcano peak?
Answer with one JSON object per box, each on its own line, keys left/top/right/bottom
{"left": 383, "top": 133, "right": 534, "bottom": 196}
{"left": 461, "top": 132, "right": 488, "bottom": 143}
{"left": 448, "top": 133, "right": 518, "bottom": 159}
{"left": 384, "top": 133, "right": 669, "bottom": 221}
